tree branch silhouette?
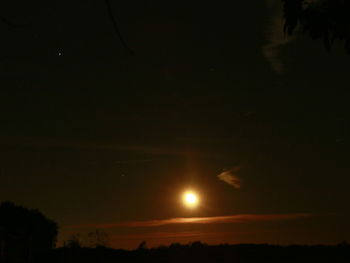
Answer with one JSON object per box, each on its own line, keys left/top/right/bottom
{"left": 104, "top": 0, "right": 134, "bottom": 54}
{"left": 282, "top": 0, "right": 350, "bottom": 53}
{"left": 0, "top": 15, "right": 29, "bottom": 28}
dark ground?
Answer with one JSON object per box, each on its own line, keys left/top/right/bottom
{"left": 32, "top": 243, "right": 350, "bottom": 263}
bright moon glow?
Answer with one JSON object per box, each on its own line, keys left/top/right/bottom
{"left": 182, "top": 191, "right": 199, "bottom": 208}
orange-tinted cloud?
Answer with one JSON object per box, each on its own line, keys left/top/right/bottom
{"left": 217, "top": 166, "right": 242, "bottom": 189}
{"left": 66, "top": 213, "right": 312, "bottom": 229}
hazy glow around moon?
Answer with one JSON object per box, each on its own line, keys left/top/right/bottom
{"left": 182, "top": 191, "right": 199, "bottom": 208}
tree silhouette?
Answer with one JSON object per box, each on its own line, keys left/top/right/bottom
{"left": 64, "top": 233, "right": 83, "bottom": 249}
{"left": 88, "top": 229, "right": 109, "bottom": 248}
{"left": 282, "top": 0, "right": 350, "bottom": 52}
{"left": 0, "top": 201, "right": 58, "bottom": 257}
{"left": 137, "top": 241, "right": 147, "bottom": 250}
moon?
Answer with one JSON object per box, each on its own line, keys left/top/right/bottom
{"left": 182, "top": 191, "right": 199, "bottom": 208}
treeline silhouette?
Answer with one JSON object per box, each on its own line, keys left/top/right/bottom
{"left": 1, "top": 202, "right": 350, "bottom": 263}
{"left": 34, "top": 242, "right": 350, "bottom": 263}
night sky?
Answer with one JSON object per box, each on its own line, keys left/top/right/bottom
{"left": 1, "top": 0, "right": 350, "bottom": 249}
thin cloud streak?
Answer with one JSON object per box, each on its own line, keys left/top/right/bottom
{"left": 0, "top": 135, "right": 224, "bottom": 159}
{"left": 66, "top": 213, "right": 312, "bottom": 229}
{"left": 110, "top": 231, "right": 218, "bottom": 240}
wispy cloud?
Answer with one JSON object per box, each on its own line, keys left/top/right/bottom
{"left": 109, "top": 231, "right": 218, "bottom": 240}
{"left": 66, "top": 213, "right": 312, "bottom": 229}
{"left": 263, "top": 0, "right": 295, "bottom": 73}
{"left": 217, "top": 166, "right": 242, "bottom": 189}
{"left": 0, "top": 135, "right": 223, "bottom": 159}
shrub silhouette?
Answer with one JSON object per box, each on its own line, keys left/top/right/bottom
{"left": 0, "top": 201, "right": 58, "bottom": 254}
{"left": 88, "top": 229, "right": 109, "bottom": 248}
